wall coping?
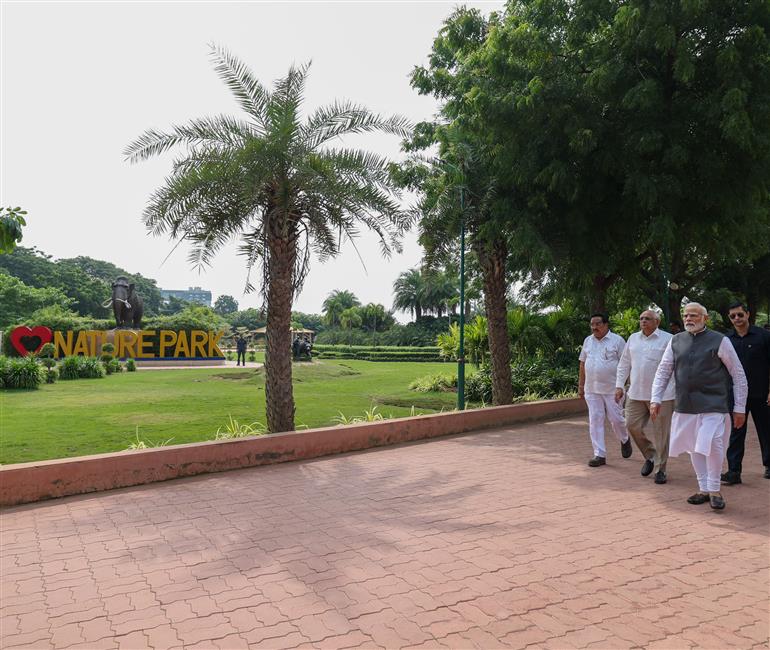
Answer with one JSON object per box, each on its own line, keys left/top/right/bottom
{"left": 1, "top": 397, "right": 586, "bottom": 507}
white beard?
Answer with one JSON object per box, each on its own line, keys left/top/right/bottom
{"left": 684, "top": 321, "right": 704, "bottom": 332}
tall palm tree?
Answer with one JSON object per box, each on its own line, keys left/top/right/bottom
{"left": 125, "top": 46, "right": 410, "bottom": 432}
{"left": 392, "top": 268, "right": 425, "bottom": 321}
{"left": 322, "top": 289, "right": 360, "bottom": 327}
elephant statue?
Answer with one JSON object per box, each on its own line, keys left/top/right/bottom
{"left": 104, "top": 276, "right": 144, "bottom": 329}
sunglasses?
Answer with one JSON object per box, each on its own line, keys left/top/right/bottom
{"left": 729, "top": 312, "right": 746, "bottom": 320}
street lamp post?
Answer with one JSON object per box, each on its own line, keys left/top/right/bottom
{"left": 457, "top": 184, "right": 466, "bottom": 411}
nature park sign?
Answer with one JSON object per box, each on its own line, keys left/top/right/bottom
{"left": 9, "top": 326, "right": 225, "bottom": 360}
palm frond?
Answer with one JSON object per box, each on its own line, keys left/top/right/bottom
{"left": 124, "top": 116, "right": 255, "bottom": 162}
{"left": 209, "top": 44, "right": 270, "bottom": 126}
{"left": 303, "top": 100, "right": 412, "bottom": 149}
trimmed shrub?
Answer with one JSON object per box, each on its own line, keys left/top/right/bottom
{"left": 80, "top": 357, "right": 106, "bottom": 379}
{"left": 59, "top": 356, "right": 84, "bottom": 380}
{"left": 125, "top": 358, "right": 137, "bottom": 372}
{"left": 312, "top": 344, "right": 442, "bottom": 362}
{"left": 58, "top": 356, "right": 105, "bottom": 380}
{"left": 106, "top": 359, "right": 123, "bottom": 374}
{"left": 45, "top": 367, "right": 59, "bottom": 384}
{"left": 3, "top": 356, "right": 43, "bottom": 389}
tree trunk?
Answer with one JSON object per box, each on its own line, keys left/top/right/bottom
{"left": 415, "top": 304, "right": 422, "bottom": 321}
{"left": 590, "top": 275, "right": 609, "bottom": 314}
{"left": 477, "top": 239, "right": 513, "bottom": 405}
{"left": 265, "top": 220, "right": 298, "bottom": 433}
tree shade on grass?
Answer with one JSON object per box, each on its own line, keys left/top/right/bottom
{"left": 0, "top": 360, "right": 457, "bottom": 464}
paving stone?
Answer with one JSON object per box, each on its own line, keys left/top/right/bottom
{"left": 1, "top": 416, "right": 767, "bottom": 650}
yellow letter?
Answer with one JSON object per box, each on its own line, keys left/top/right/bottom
{"left": 136, "top": 331, "right": 154, "bottom": 358}
{"left": 174, "top": 331, "right": 190, "bottom": 357}
{"left": 159, "top": 330, "right": 177, "bottom": 357}
{"left": 87, "top": 331, "right": 101, "bottom": 357}
{"left": 54, "top": 331, "right": 73, "bottom": 357}
{"left": 190, "top": 330, "right": 208, "bottom": 358}
{"left": 72, "top": 331, "right": 90, "bottom": 356}
{"left": 122, "top": 331, "right": 138, "bottom": 358}
{"left": 208, "top": 330, "right": 225, "bottom": 357}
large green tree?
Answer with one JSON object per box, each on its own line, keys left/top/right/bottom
{"left": 125, "top": 47, "right": 409, "bottom": 432}
{"left": 214, "top": 294, "right": 239, "bottom": 315}
{"left": 476, "top": 0, "right": 770, "bottom": 314}
{"left": 322, "top": 289, "right": 361, "bottom": 327}
{"left": 0, "top": 271, "right": 73, "bottom": 328}
{"left": 407, "top": 8, "right": 517, "bottom": 405}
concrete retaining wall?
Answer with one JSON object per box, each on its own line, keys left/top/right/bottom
{"left": 0, "top": 398, "right": 586, "bottom": 507}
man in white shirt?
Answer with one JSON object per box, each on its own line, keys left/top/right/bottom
{"left": 579, "top": 312, "right": 632, "bottom": 467}
{"left": 615, "top": 310, "right": 674, "bottom": 484}
{"left": 651, "top": 303, "right": 748, "bottom": 510}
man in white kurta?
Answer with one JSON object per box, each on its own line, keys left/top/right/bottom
{"left": 579, "top": 313, "right": 631, "bottom": 466}
{"left": 651, "top": 303, "right": 747, "bottom": 510}
{"left": 615, "top": 310, "right": 675, "bottom": 484}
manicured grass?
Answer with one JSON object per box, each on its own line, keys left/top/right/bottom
{"left": 0, "top": 359, "right": 461, "bottom": 464}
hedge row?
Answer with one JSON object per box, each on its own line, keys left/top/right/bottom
{"left": 313, "top": 344, "right": 441, "bottom": 354}
{"left": 315, "top": 349, "right": 443, "bottom": 362}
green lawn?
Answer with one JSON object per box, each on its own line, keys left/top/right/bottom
{"left": 0, "top": 360, "right": 461, "bottom": 464}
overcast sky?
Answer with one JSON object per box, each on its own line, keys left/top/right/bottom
{"left": 1, "top": 0, "right": 504, "bottom": 319}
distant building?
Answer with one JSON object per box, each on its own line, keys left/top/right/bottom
{"left": 160, "top": 286, "right": 212, "bottom": 306}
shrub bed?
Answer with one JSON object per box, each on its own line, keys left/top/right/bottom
{"left": 465, "top": 357, "right": 579, "bottom": 403}
{"left": 58, "top": 356, "right": 106, "bottom": 380}
{"left": 0, "top": 356, "right": 44, "bottom": 389}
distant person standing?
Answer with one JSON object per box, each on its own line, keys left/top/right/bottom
{"left": 651, "top": 303, "right": 747, "bottom": 510}
{"left": 236, "top": 335, "right": 247, "bottom": 366}
{"left": 579, "top": 313, "right": 632, "bottom": 467}
{"left": 721, "top": 302, "right": 770, "bottom": 484}
{"left": 669, "top": 320, "right": 683, "bottom": 334}
{"left": 615, "top": 310, "right": 674, "bottom": 484}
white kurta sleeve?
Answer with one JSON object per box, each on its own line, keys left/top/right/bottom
{"left": 616, "top": 339, "right": 631, "bottom": 389}
{"left": 651, "top": 340, "right": 674, "bottom": 404}
{"left": 718, "top": 337, "right": 748, "bottom": 413}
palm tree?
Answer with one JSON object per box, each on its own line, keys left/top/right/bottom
{"left": 392, "top": 268, "right": 425, "bottom": 321}
{"left": 125, "top": 46, "right": 410, "bottom": 432}
{"left": 322, "top": 289, "right": 360, "bottom": 327}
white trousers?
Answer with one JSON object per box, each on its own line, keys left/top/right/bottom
{"left": 689, "top": 435, "right": 726, "bottom": 493}
{"left": 585, "top": 392, "right": 630, "bottom": 458}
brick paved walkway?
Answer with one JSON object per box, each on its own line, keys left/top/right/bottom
{"left": 2, "top": 415, "right": 768, "bottom": 649}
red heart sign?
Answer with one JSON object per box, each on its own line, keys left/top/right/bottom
{"left": 10, "top": 326, "right": 53, "bottom": 356}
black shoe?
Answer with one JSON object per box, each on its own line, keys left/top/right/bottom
{"left": 641, "top": 459, "right": 654, "bottom": 477}
{"left": 764, "top": 467, "right": 770, "bottom": 479}
{"left": 687, "top": 493, "right": 710, "bottom": 505}
{"left": 654, "top": 471, "right": 667, "bottom": 484}
{"left": 720, "top": 471, "right": 742, "bottom": 485}
{"left": 588, "top": 456, "right": 606, "bottom": 467}
{"left": 710, "top": 494, "right": 726, "bottom": 510}
{"left": 621, "top": 438, "right": 633, "bottom": 459}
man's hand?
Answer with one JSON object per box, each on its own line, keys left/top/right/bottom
{"left": 733, "top": 412, "right": 746, "bottom": 429}
{"left": 614, "top": 388, "right": 624, "bottom": 404}
{"left": 649, "top": 402, "right": 661, "bottom": 422}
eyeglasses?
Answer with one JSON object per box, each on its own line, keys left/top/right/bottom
{"left": 729, "top": 313, "right": 746, "bottom": 320}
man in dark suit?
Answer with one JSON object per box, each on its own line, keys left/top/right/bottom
{"left": 721, "top": 302, "right": 770, "bottom": 484}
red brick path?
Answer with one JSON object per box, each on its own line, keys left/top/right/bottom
{"left": 2, "top": 416, "right": 768, "bottom": 649}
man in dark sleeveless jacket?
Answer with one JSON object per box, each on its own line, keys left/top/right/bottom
{"left": 650, "top": 303, "right": 747, "bottom": 510}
